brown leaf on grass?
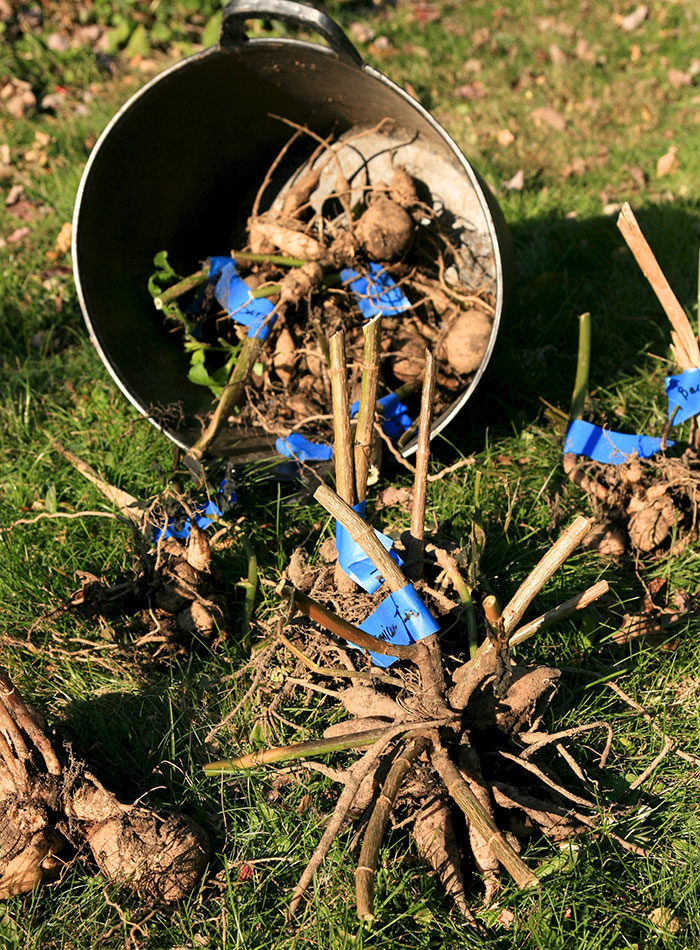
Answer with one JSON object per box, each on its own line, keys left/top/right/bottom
{"left": 496, "top": 129, "right": 515, "bottom": 146}
{"left": 0, "top": 78, "right": 36, "bottom": 118}
{"left": 668, "top": 69, "right": 692, "bottom": 89}
{"left": 455, "top": 82, "right": 485, "bottom": 101}
{"left": 413, "top": 798, "right": 473, "bottom": 920}
{"left": 530, "top": 106, "right": 566, "bottom": 131}
{"left": 656, "top": 145, "right": 679, "bottom": 177}
{"left": 617, "top": 5, "right": 649, "bottom": 32}
{"left": 7, "top": 200, "right": 41, "bottom": 223}
{"left": 6, "top": 227, "right": 30, "bottom": 245}
{"left": 504, "top": 169, "right": 525, "bottom": 192}
{"left": 349, "top": 22, "right": 376, "bottom": 44}
{"left": 46, "top": 222, "right": 72, "bottom": 262}
{"left": 412, "top": 3, "right": 441, "bottom": 26}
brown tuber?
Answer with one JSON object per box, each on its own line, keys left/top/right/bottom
{"left": 355, "top": 197, "right": 413, "bottom": 261}
{"left": 440, "top": 308, "right": 492, "bottom": 376}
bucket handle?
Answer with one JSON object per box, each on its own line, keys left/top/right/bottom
{"left": 220, "top": 0, "right": 364, "bottom": 68}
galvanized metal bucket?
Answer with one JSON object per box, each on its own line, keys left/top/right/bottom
{"left": 72, "top": 0, "right": 512, "bottom": 462}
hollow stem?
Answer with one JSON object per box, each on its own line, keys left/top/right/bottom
{"left": 354, "top": 316, "right": 382, "bottom": 503}
{"left": 407, "top": 350, "right": 436, "bottom": 580}
{"left": 290, "top": 588, "right": 416, "bottom": 659}
{"left": 153, "top": 268, "right": 208, "bottom": 310}
{"left": 617, "top": 202, "right": 700, "bottom": 370}
{"left": 569, "top": 311, "right": 591, "bottom": 422}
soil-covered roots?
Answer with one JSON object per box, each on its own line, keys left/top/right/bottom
{"left": 205, "top": 491, "right": 664, "bottom": 923}
{"left": 564, "top": 451, "right": 700, "bottom": 557}
{"left": 0, "top": 664, "right": 209, "bottom": 901}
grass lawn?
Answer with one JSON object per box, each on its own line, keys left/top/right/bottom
{"left": 1, "top": 0, "right": 700, "bottom": 946}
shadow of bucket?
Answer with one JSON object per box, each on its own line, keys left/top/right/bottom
{"left": 72, "top": 0, "right": 512, "bottom": 463}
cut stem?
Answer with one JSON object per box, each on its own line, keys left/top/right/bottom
{"left": 569, "top": 312, "right": 591, "bottom": 422}
{"left": 431, "top": 748, "right": 539, "bottom": 890}
{"left": 407, "top": 349, "right": 436, "bottom": 580}
{"left": 501, "top": 514, "right": 592, "bottom": 633}
{"left": 354, "top": 317, "right": 382, "bottom": 503}
{"left": 290, "top": 588, "right": 416, "bottom": 659}
{"left": 154, "top": 268, "right": 208, "bottom": 310}
{"left": 314, "top": 482, "right": 408, "bottom": 593}
{"left": 356, "top": 737, "right": 429, "bottom": 921}
{"left": 203, "top": 726, "right": 397, "bottom": 772}
{"left": 329, "top": 330, "right": 356, "bottom": 592}
{"left": 617, "top": 202, "right": 700, "bottom": 370}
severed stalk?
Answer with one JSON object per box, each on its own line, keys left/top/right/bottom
{"left": 431, "top": 748, "right": 539, "bottom": 890}
{"left": 313, "top": 482, "right": 447, "bottom": 712}
{"left": 51, "top": 441, "right": 142, "bottom": 524}
{"left": 569, "top": 312, "right": 591, "bottom": 423}
{"left": 290, "top": 588, "right": 417, "bottom": 660}
{"left": 406, "top": 349, "right": 436, "bottom": 580}
{"left": 450, "top": 515, "right": 593, "bottom": 709}
{"left": 329, "top": 329, "right": 357, "bottom": 593}
{"left": 617, "top": 202, "right": 700, "bottom": 370}
{"left": 354, "top": 316, "right": 382, "bottom": 504}
{"left": 356, "top": 736, "right": 430, "bottom": 921}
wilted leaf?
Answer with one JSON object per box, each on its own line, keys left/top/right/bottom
{"left": 530, "top": 106, "right": 566, "bottom": 131}
{"left": 504, "top": 169, "right": 525, "bottom": 191}
{"left": 656, "top": 145, "right": 678, "bottom": 177}
{"left": 617, "top": 5, "right": 649, "bottom": 32}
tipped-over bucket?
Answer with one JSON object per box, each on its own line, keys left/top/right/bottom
{"left": 73, "top": 0, "right": 512, "bottom": 462}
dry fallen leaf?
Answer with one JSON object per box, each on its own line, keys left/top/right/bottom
{"left": 617, "top": 5, "right": 649, "bottom": 32}
{"left": 531, "top": 106, "right": 566, "bottom": 131}
{"left": 656, "top": 145, "right": 678, "bottom": 177}
{"left": 455, "top": 82, "right": 484, "bottom": 101}
{"left": 48, "top": 222, "right": 73, "bottom": 261}
{"left": 668, "top": 68, "right": 692, "bottom": 89}
{"left": 504, "top": 169, "right": 525, "bottom": 192}
{"left": 496, "top": 129, "right": 515, "bottom": 146}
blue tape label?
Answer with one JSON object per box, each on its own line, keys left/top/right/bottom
{"left": 665, "top": 368, "right": 700, "bottom": 425}
{"left": 336, "top": 501, "right": 403, "bottom": 594}
{"left": 350, "top": 392, "right": 412, "bottom": 441}
{"left": 341, "top": 263, "right": 411, "bottom": 319}
{"left": 359, "top": 585, "right": 439, "bottom": 668}
{"left": 154, "top": 478, "right": 237, "bottom": 541}
{"left": 564, "top": 419, "right": 671, "bottom": 465}
{"left": 275, "top": 433, "right": 333, "bottom": 462}
{"left": 209, "top": 258, "right": 276, "bottom": 341}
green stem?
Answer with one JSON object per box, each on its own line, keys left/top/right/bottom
{"left": 235, "top": 251, "right": 306, "bottom": 267}
{"left": 203, "top": 726, "right": 399, "bottom": 772}
{"left": 570, "top": 311, "right": 591, "bottom": 422}
{"left": 240, "top": 542, "right": 258, "bottom": 652}
{"left": 154, "top": 268, "right": 208, "bottom": 309}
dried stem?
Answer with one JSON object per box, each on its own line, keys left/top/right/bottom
{"left": 51, "top": 441, "right": 141, "bottom": 523}
{"left": 617, "top": 202, "right": 700, "bottom": 370}
{"left": 354, "top": 317, "right": 381, "bottom": 504}
{"left": 277, "top": 629, "right": 405, "bottom": 687}
{"left": 431, "top": 748, "right": 539, "bottom": 890}
{"left": 450, "top": 576, "right": 605, "bottom": 711}
{"left": 287, "top": 723, "right": 411, "bottom": 920}
{"left": 356, "top": 737, "right": 429, "bottom": 920}
{"left": 329, "top": 330, "right": 356, "bottom": 592}
{"left": 501, "top": 515, "right": 592, "bottom": 633}
{"left": 290, "top": 588, "right": 416, "bottom": 659}
{"left": 204, "top": 725, "right": 401, "bottom": 772}
{"left": 605, "top": 681, "right": 700, "bottom": 766}
{"left": 313, "top": 483, "right": 408, "bottom": 593}
{"left": 0, "top": 668, "right": 61, "bottom": 776}
{"left": 407, "top": 350, "right": 436, "bottom": 580}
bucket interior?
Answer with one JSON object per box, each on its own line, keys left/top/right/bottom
{"left": 74, "top": 39, "right": 502, "bottom": 457}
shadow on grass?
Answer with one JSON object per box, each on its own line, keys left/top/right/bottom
{"left": 439, "top": 201, "right": 700, "bottom": 458}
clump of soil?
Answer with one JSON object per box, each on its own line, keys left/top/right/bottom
{"left": 564, "top": 451, "right": 700, "bottom": 557}
{"left": 0, "top": 665, "right": 208, "bottom": 901}
{"left": 153, "top": 120, "right": 497, "bottom": 458}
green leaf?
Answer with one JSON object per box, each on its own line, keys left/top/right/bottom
{"left": 202, "top": 12, "right": 222, "bottom": 48}
{"left": 125, "top": 24, "right": 149, "bottom": 59}
{"left": 45, "top": 483, "right": 57, "bottom": 515}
